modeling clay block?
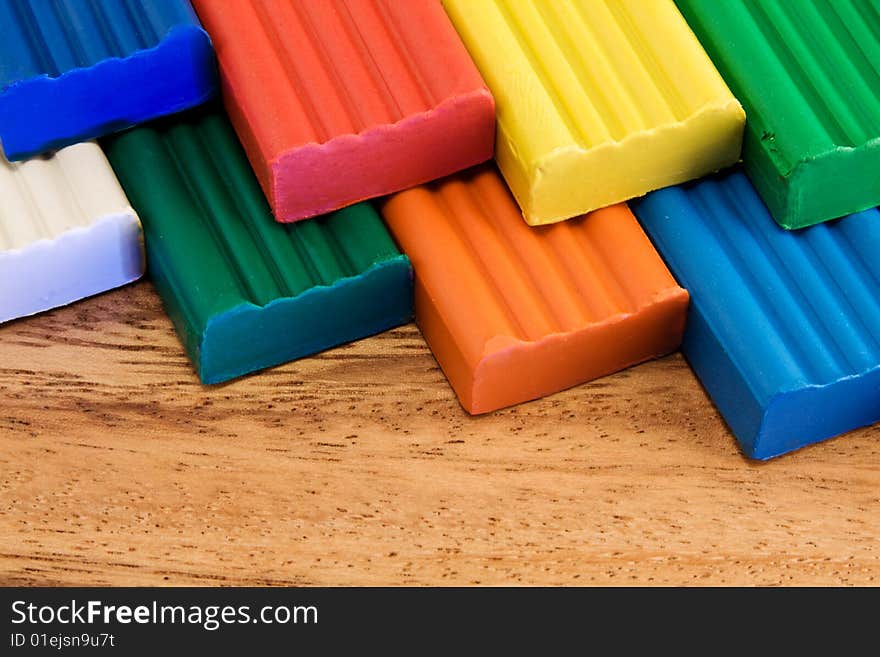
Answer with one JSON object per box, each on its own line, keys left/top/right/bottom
{"left": 0, "top": 0, "right": 216, "bottom": 160}
{"left": 676, "top": 0, "right": 880, "bottom": 229}
{"left": 0, "top": 142, "right": 144, "bottom": 324}
{"left": 632, "top": 170, "right": 880, "bottom": 459}
{"left": 191, "top": 0, "right": 495, "bottom": 222}
{"left": 380, "top": 165, "right": 689, "bottom": 414}
{"left": 103, "top": 106, "right": 413, "bottom": 384}
{"left": 441, "top": 0, "right": 744, "bottom": 225}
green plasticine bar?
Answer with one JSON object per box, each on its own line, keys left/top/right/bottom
{"left": 103, "top": 106, "right": 413, "bottom": 384}
{"left": 676, "top": 0, "right": 880, "bottom": 229}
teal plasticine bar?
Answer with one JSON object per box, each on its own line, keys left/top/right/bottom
{"left": 103, "top": 106, "right": 413, "bottom": 383}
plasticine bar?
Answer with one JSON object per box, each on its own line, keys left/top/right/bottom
{"left": 676, "top": 0, "right": 880, "bottom": 229}
{"left": 0, "top": 0, "right": 216, "bottom": 160}
{"left": 191, "top": 0, "right": 495, "bottom": 222}
{"left": 0, "top": 142, "right": 144, "bottom": 324}
{"left": 103, "top": 106, "right": 413, "bottom": 384}
{"left": 380, "top": 165, "right": 689, "bottom": 414}
{"left": 442, "top": 0, "right": 744, "bottom": 226}
{"left": 632, "top": 170, "right": 880, "bottom": 459}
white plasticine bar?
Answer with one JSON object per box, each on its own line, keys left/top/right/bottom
{"left": 0, "top": 141, "right": 145, "bottom": 323}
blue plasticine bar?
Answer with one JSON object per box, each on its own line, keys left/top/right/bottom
{"left": 0, "top": 0, "right": 217, "bottom": 160}
{"left": 632, "top": 169, "right": 880, "bottom": 460}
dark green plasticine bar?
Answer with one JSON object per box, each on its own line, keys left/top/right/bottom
{"left": 676, "top": 0, "right": 880, "bottom": 229}
{"left": 103, "top": 106, "right": 413, "bottom": 384}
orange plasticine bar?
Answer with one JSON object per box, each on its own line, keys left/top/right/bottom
{"left": 380, "top": 166, "right": 689, "bottom": 414}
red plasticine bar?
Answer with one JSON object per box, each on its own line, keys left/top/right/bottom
{"left": 192, "top": 0, "right": 496, "bottom": 222}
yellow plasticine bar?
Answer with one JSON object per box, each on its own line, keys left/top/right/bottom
{"left": 442, "top": 0, "right": 745, "bottom": 225}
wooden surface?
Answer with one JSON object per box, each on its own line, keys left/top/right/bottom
{"left": 1, "top": 281, "right": 878, "bottom": 587}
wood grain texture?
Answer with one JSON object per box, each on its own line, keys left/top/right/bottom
{"left": 1, "top": 281, "right": 878, "bottom": 586}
